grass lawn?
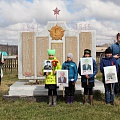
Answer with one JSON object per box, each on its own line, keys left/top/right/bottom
{"left": 0, "top": 71, "right": 120, "bottom": 120}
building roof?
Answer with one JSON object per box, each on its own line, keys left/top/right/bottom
{"left": 96, "top": 47, "right": 108, "bottom": 53}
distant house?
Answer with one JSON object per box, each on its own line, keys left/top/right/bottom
{"left": 0, "top": 44, "right": 18, "bottom": 55}
{"left": 96, "top": 46, "right": 108, "bottom": 57}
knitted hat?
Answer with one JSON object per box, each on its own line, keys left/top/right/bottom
{"left": 84, "top": 49, "right": 91, "bottom": 55}
{"left": 105, "top": 47, "right": 112, "bottom": 54}
{"left": 47, "top": 49, "right": 56, "bottom": 56}
{"left": 67, "top": 53, "right": 73, "bottom": 60}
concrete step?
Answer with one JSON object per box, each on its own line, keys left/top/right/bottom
{"left": 5, "top": 79, "right": 104, "bottom": 97}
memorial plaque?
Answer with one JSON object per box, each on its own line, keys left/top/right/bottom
{"left": 51, "top": 43, "right": 63, "bottom": 64}
{"left": 22, "top": 32, "right": 34, "bottom": 77}
{"left": 36, "top": 37, "right": 49, "bottom": 76}
{"left": 79, "top": 32, "right": 92, "bottom": 58}
{"left": 65, "top": 36, "right": 77, "bottom": 64}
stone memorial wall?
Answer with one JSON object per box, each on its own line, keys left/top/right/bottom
{"left": 22, "top": 32, "right": 34, "bottom": 77}
{"left": 36, "top": 37, "right": 49, "bottom": 77}
{"left": 79, "top": 32, "right": 92, "bottom": 58}
{"left": 65, "top": 36, "right": 77, "bottom": 64}
{"left": 18, "top": 21, "right": 96, "bottom": 79}
{"left": 51, "top": 43, "right": 63, "bottom": 65}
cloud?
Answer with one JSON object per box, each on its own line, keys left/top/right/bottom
{"left": 101, "top": 0, "right": 120, "bottom": 6}
{"left": 70, "top": 0, "right": 120, "bottom": 21}
{"left": 0, "top": 0, "right": 72, "bottom": 27}
{"left": 0, "top": 0, "right": 120, "bottom": 45}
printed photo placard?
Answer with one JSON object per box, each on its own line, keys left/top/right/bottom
{"left": 56, "top": 70, "right": 68, "bottom": 87}
{"left": 104, "top": 66, "right": 118, "bottom": 84}
{"left": 43, "top": 60, "right": 52, "bottom": 72}
{"left": 80, "top": 57, "right": 93, "bottom": 75}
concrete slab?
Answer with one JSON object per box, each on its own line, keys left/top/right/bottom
{"left": 6, "top": 79, "right": 104, "bottom": 97}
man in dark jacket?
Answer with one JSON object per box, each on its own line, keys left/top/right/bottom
{"left": 58, "top": 71, "right": 67, "bottom": 83}
{"left": 82, "top": 59, "right": 91, "bottom": 71}
{"left": 110, "top": 33, "right": 120, "bottom": 94}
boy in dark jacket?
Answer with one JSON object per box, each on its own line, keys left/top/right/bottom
{"left": 62, "top": 53, "right": 78, "bottom": 104}
{"left": 78, "top": 49, "right": 98, "bottom": 105}
{"left": 100, "top": 47, "right": 118, "bottom": 105}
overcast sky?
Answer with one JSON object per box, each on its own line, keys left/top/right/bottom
{"left": 0, "top": 0, "right": 120, "bottom": 45}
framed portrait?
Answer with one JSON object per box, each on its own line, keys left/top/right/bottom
{"left": 80, "top": 57, "right": 93, "bottom": 75}
{"left": 43, "top": 60, "right": 52, "bottom": 72}
{"left": 56, "top": 70, "right": 68, "bottom": 87}
{"left": 104, "top": 66, "right": 118, "bottom": 84}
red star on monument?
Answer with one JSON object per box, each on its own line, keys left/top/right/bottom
{"left": 53, "top": 7, "right": 60, "bottom": 15}
{"left": 53, "top": 7, "right": 60, "bottom": 21}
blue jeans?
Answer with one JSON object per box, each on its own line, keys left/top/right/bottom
{"left": 104, "top": 83, "right": 115, "bottom": 103}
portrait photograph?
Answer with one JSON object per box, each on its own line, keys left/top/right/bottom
{"left": 43, "top": 60, "right": 52, "bottom": 72}
{"left": 56, "top": 70, "right": 68, "bottom": 87}
{"left": 104, "top": 66, "right": 118, "bottom": 84}
{"left": 80, "top": 57, "right": 93, "bottom": 75}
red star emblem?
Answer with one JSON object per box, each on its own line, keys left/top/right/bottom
{"left": 53, "top": 7, "right": 60, "bottom": 15}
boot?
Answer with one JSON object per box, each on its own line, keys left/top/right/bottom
{"left": 53, "top": 96, "right": 57, "bottom": 106}
{"left": 66, "top": 96, "right": 70, "bottom": 104}
{"left": 48, "top": 96, "right": 52, "bottom": 106}
{"left": 90, "top": 95, "right": 93, "bottom": 105}
{"left": 84, "top": 95, "right": 88, "bottom": 105}
{"left": 70, "top": 96, "right": 74, "bottom": 103}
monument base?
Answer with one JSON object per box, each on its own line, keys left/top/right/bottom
{"left": 3, "top": 79, "right": 104, "bottom": 97}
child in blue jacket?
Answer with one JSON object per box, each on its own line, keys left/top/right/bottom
{"left": 78, "top": 49, "right": 98, "bottom": 105}
{"left": 62, "top": 53, "right": 78, "bottom": 104}
{"left": 100, "top": 47, "right": 118, "bottom": 105}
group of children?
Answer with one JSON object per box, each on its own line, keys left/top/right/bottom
{"left": 41, "top": 32, "right": 120, "bottom": 107}
{"left": 43, "top": 46, "right": 119, "bottom": 107}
